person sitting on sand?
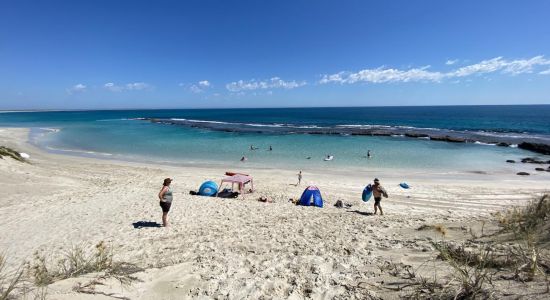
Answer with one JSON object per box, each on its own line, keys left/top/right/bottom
{"left": 372, "top": 178, "right": 388, "bottom": 215}
{"left": 158, "top": 178, "right": 173, "bottom": 227}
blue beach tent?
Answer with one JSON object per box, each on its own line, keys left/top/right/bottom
{"left": 299, "top": 186, "right": 323, "bottom": 207}
{"left": 198, "top": 181, "right": 218, "bottom": 196}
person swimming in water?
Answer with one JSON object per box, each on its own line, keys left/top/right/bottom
{"left": 240, "top": 156, "right": 247, "bottom": 162}
{"left": 269, "top": 145, "right": 273, "bottom": 151}
{"left": 367, "top": 150, "right": 372, "bottom": 158}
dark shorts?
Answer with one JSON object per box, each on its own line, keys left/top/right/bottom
{"left": 374, "top": 197, "right": 382, "bottom": 206}
{"left": 159, "top": 201, "right": 172, "bottom": 213}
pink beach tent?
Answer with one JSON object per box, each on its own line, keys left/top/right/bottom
{"left": 219, "top": 174, "right": 254, "bottom": 194}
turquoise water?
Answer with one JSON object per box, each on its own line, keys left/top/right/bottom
{"left": 1, "top": 106, "right": 549, "bottom": 171}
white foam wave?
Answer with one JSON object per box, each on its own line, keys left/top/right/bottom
{"left": 39, "top": 127, "right": 61, "bottom": 133}
{"left": 96, "top": 118, "right": 133, "bottom": 122}
{"left": 45, "top": 146, "right": 113, "bottom": 156}
{"left": 170, "top": 118, "right": 232, "bottom": 125}
{"left": 474, "top": 141, "right": 496, "bottom": 146}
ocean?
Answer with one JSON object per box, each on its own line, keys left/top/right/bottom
{"left": 1, "top": 105, "right": 549, "bottom": 172}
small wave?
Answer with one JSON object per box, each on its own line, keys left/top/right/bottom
{"left": 96, "top": 118, "right": 133, "bottom": 122}
{"left": 45, "top": 146, "right": 113, "bottom": 156}
{"left": 474, "top": 141, "right": 496, "bottom": 146}
{"left": 244, "top": 123, "right": 285, "bottom": 128}
{"left": 39, "top": 127, "right": 61, "bottom": 133}
{"left": 170, "top": 118, "right": 232, "bottom": 125}
{"left": 165, "top": 118, "right": 327, "bottom": 129}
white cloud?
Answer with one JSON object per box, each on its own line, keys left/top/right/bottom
{"left": 198, "top": 80, "right": 210, "bottom": 87}
{"left": 226, "top": 77, "right": 306, "bottom": 92}
{"left": 184, "top": 80, "right": 212, "bottom": 93}
{"left": 104, "top": 82, "right": 123, "bottom": 92}
{"left": 104, "top": 82, "right": 151, "bottom": 92}
{"left": 125, "top": 82, "right": 150, "bottom": 90}
{"left": 445, "top": 59, "right": 458, "bottom": 65}
{"left": 67, "top": 83, "right": 87, "bottom": 94}
{"left": 189, "top": 85, "right": 203, "bottom": 93}
{"left": 540, "top": 68, "right": 550, "bottom": 75}
{"left": 319, "top": 56, "right": 550, "bottom": 85}
{"left": 320, "top": 67, "right": 444, "bottom": 84}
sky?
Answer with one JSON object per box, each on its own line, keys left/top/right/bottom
{"left": 1, "top": 0, "right": 550, "bottom": 109}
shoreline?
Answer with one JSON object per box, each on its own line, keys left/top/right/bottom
{"left": 1, "top": 127, "right": 550, "bottom": 299}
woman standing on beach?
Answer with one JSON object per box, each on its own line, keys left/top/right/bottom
{"left": 158, "top": 178, "right": 173, "bottom": 227}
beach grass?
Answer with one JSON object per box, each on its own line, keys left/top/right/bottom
{"left": 0, "top": 146, "right": 26, "bottom": 163}
{"left": 385, "top": 194, "right": 550, "bottom": 299}
{"left": 0, "top": 254, "right": 25, "bottom": 300}
{"left": 29, "top": 241, "right": 142, "bottom": 288}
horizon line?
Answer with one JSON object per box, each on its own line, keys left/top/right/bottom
{"left": 1, "top": 103, "right": 550, "bottom": 113}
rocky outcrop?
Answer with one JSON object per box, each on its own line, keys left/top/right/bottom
{"left": 405, "top": 133, "right": 429, "bottom": 138}
{"left": 521, "top": 157, "right": 548, "bottom": 164}
{"left": 517, "top": 172, "right": 530, "bottom": 176}
{"left": 506, "top": 160, "right": 516, "bottom": 163}
{"left": 140, "top": 118, "right": 550, "bottom": 155}
{"left": 430, "top": 135, "right": 467, "bottom": 143}
{"left": 535, "top": 168, "right": 545, "bottom": 171}
{"left": 518, "top": 142, "right": 550, "bottom": 155}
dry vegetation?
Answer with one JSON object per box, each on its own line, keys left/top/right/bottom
{"left": 1, "top": 242, "right": 140, "bottom": 299}
{"left": 380, "top": 194, "right": 550, "bottom": 299}
{"left": 0, "top": 254, "right": 24, "bottom": 300}
{"left": 0, "top": 146, "right": 26, "bottom": 163}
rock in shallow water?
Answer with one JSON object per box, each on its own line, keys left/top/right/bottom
{"left": 521, "top": 157, "right": 547, "bottom": 164}
{"left": 517, "top": 172, "right": 530, "bottom": 176}
{"left": 518, "top": 142, "right": 550, "bottom": 155}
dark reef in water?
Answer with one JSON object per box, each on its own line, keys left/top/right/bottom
{"left": 518, "top": 142, "right": 550, "bottom": 155}
{"left": 139, "top": 118, "right": 550, "bottom": 155}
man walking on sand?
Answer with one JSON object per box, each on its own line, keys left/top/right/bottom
{"left": 372, "top": 178, "right": 388, "bottom": 215}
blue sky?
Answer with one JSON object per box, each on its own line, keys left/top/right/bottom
{"left": 1, "top": 0, "right": 550, "bottom": 109}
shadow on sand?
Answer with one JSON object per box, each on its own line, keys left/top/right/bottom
{"left": 348, "top": 210, "right": 374, "bottom": 217}
{"left": 132, "top": 221, "right": 162, "bottom": 228}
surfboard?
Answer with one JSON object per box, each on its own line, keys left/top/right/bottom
{"left": 362, "top": 184, "right": 373, "bottom": 202}
{"left": 399, "top": 182, "right": 410, "bottom": 189}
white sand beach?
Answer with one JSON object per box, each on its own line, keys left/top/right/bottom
{"left": 1, "top": 127, "right": 549, "bottom": 299}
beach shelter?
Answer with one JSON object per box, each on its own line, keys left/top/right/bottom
{"left": 299, "top": 186, "right": 323, "bottom": 207}
{"left": 219, "top": 174, "right": 254, "bottom": 194}
{"left": 198, "top": 181, "right": 218, "bottom": 196}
